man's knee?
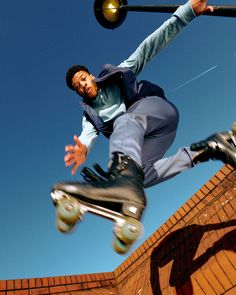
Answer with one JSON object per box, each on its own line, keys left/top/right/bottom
{"left": 143, "top": 163, "right": 158, "bottom": 188}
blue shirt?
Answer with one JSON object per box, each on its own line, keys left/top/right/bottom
{"left": 79, "top": 1, "right": 196, "bottom": 153}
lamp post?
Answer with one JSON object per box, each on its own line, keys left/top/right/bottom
{"left": 94, "top": 0, "right": 236, "bottom": 29}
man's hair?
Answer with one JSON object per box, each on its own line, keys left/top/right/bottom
{"left": 66, "top": 65, "right": 90, "bottom": 90}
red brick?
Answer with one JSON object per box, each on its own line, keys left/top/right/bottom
{"left": 161, "top": 223, "right": 169, "bottom": 234}
{"left": 210, "top": 175, "right": 221, "bottom": 186}
{"left": 75, "top": 275, "right": 83, "bottom": 284}
{"left": 215, "top": 170, "right": 226, "bottom": 181}
{"left": 196, "top": 200, "right": 206, "bottom": 212}
{"left": 80, "top": 274, "right": 87, "bottom": 282}
{"left": 30, "top": 287, "right": 50, "bottom": 295}
{"left": 191, "top": 193, "right": 201, "bottom": 203}
{"left": 225, "top": 286, "right": 236, "bottom": 294}
{"left": 191, "top": 274, "right": 208, "bottom": 295}
{"left": 228, "top": 170, "right": 236, "bottom": 181}
{"left": 216, "top": 251, "right": 236, "bottom": 286}
{"left": 14, "top": 280, "right": 21, "bottom": 290}
{"left": 66, "top": 284, "right": 79, "bottom": 292}
{"left": 182, "top": 206, "right": 198, "bottom": 224}
{"left": 186, "top": 198, "right": 195, "bottom": 208}
{"left": 35, "top": 279, "right": 42, "bottom": 288}
{"left": 168, "top": 215, "right": 178, "bottom": 227}
{"left": 177, "top": 207, "right": 187, "bottom": 218}
{"left": 88, "top": 281, "right": 101, "bottom": 289}
{"left": 210, "top": 255, "right": 232, "bottom": 290}
{"left": 196, "top": 189, "right": 206, "bottom": 199}
{"left": 49, "top": 285, "right": 67, "bottom": 293}
{"left": 47, "top": 278, "right": 54, "bottom": 287}
{"left": 153, "top": 230, "right": 161, "bottom": 241}
{"left": 201, "top": 185, "right": 211, "bottom": 195}
{"left": 70, "top": 275, "right": 77, "bottom": 284}
{"left": 28, "top": 279, "right": 35, "bottom": 289}
{"left": 201, "top": 263, "right": 225, "bottom": 294}
{"left": 212, "top": 184, "right": 225, "bottom": 197}
{"left": 6, "top": 281, "right": 14, "bottom": 291}
{"left": 8, "top": 291, "right": 29, "bottom": 295}
{"left": 21, "top": 280, "right": 28, "bottom": 289}
{"left": 221, "top": 165, "right": 233, "bottom": 175}
{"left": 173, "top": 210, "right": 182, "bottom": 221}
{"left": 205, "top": 180, "right": 215, "bottom": 191}
{"left": 0, "top": 281, "right": 6, "bottom": 291}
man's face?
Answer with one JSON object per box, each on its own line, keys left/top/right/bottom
{"left": 72, "top": 70, "right": 98, "bottom": 99}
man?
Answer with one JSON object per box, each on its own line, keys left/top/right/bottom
{"left": 53, "top": 0, "right": 236, "bottom": 225}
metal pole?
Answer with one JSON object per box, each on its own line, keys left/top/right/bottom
{"left": 121, "top": 5, "right": 236, "bottom": 18}
{"left": 94, "top": 0, "right": 236, "bottom": 29}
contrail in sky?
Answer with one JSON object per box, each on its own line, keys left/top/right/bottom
{"left": 170, "top": 65, "right": 219, "bottom": 92}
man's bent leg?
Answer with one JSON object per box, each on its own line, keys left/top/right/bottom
{"left": 144, "top": 129, "right": 236, "bottom": 188}
{"left": 109, "top": 113, "right": 145, "bottom": 167}
{"left": 110, "top": 97, "right": 179, "bottom": 167}
{"left": 143, "top": 147, "right": 194, "bottom": 188}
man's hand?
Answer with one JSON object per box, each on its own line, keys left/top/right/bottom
{"left": 64, "top": 135, "right": 87, "bottom": 175}
{"left": 191, "top": 0, "right": 214, "bottom": 16}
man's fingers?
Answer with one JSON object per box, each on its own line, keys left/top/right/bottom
{"left": 64, "top": 153, "right": 74, "bottom": 162}
{"left": 65, "top": 157, "right": 76, "bottom": 167}
{"left": 70, "top": 158, "right": 85, "bottom": 175}
{"left": 65, "top": 145, "right": 75, "bottom": 152}
{"left": 71, "top": 162, "right": 79, "bottom": 175}
{"left": 73, "top": 135, "right": 83, "bottom": 147}
{"left": 64, "top": 136, "right": 86, "bottom": 175}
{"left": 206, "top": 5, "right": 214, "bottom": 13}
{"left": 65, "top": 152, "right": 84, "bottom": 165}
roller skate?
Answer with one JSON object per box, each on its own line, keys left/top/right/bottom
{"left": 191, "top": 122, "right": 236, "bottom": 168}
{"left": 51, "top": 152, "right": 146, "bottom": 254}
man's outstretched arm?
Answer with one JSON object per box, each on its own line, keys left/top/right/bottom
{"left": 118, "top": 0, "right": 213, "bottom": 76}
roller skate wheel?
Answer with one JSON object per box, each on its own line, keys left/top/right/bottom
{"left": 119, "top": 217, "right": 143, "bottom": 245}
{"left": 113, "top": 237, "right": 130, "bottom": 255}
{"left": 231, "top": 122, "right": 236, "bottom": 135}
{"left": 57, "top": 218, "right": 76, "bottom": 233}
{"left": 57, "top": 198, "right": 81, "bottom": 223}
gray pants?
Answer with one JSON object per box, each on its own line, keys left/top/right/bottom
{"left": 109, "top": 97, "right": 195, "bottom": 188}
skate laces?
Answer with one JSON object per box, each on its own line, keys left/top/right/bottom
{"left": 81, "top": 164, "right": 112, "bottom": 183}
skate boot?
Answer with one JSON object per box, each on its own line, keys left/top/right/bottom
{"left": 51, "top": 152, "right": 147, "bottom": 254}
{"left": 190, "top": 124, "right": 236, "bottom": 168}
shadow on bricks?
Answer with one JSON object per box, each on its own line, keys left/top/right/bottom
{"left": 150, "top": 219, "right": 236, "bottom": 295}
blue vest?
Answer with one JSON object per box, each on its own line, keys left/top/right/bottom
{"left": 81, "top": 64, "right": 166, "bottom": 138}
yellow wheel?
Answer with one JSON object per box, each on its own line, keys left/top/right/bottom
{"left": 119, "top": 217, "right": 143, "bottom": 245}
{"left": 113, "top": 237, "right": 130, "bottom": 254}
{"left": 57, "top": 218, "right": 76, "bottom": 233}
{"left": 231, "top": 122, "right": 236, "bottom": 136}
{"left": 57, "top": 198, "right": 81, "bottom": 223}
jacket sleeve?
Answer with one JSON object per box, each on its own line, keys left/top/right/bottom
{"left": 78, "top": 116, "right": 99, "bottom": 154}
{"left": 118, "top": 1, "right": 196, "bottom": 76}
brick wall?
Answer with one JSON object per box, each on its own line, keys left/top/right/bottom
{"left": 1, "top": 165, "right": 236, "bottom": 295}
{"left": 0, "top": 272, "right": 118, "bottom": 295}
{"left": 115, "top": 165, "right": 236, "bottom": 295}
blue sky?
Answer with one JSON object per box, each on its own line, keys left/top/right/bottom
{"left": 0, "top": 0, "right": 235, "bottom": 279}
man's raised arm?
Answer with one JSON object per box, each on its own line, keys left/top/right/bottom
{"left": 118, "top": 0, "right": 213, "bottom": 76}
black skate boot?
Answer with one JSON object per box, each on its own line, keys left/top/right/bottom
{"left": 52, "top": 152, "right": 147, "bottom": 221}
{"left": 190, "top": 130, "right": 236, "bottom": 168}
{"left": 51, "top": 153, "right": 147, "bottom": 254}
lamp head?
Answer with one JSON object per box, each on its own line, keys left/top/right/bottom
{"left": 94, "top": 0, "right": 128, "bottom": 29}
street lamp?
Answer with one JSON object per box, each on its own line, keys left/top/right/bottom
{"left": 94, "top": 0, "right": 236, "bottom": 29}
